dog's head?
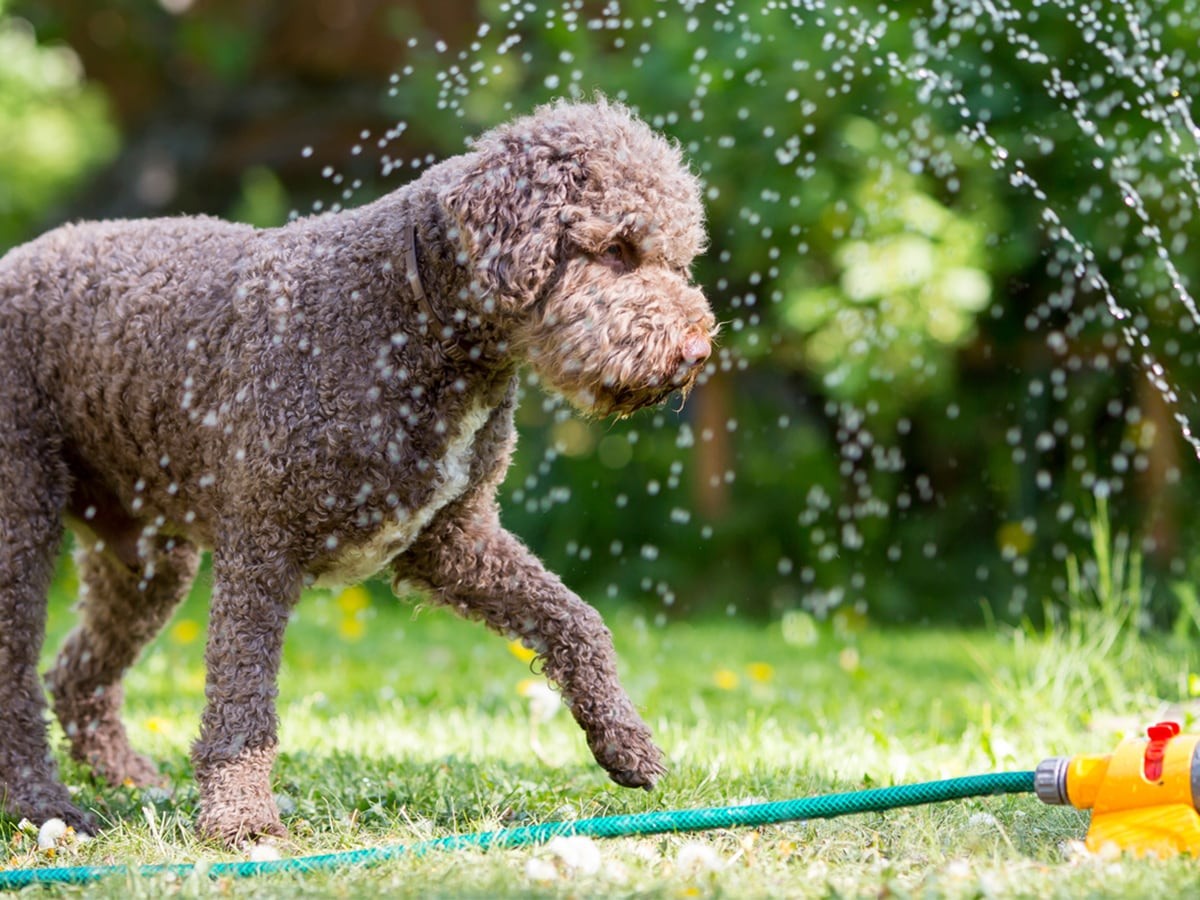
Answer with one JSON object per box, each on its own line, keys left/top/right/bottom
{"left": 439, "top": 97, "right": 715, "bottom": 417}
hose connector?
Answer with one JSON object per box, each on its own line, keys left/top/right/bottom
{"left": 1033, "top": 755, "right": 1070, "bottom": 806}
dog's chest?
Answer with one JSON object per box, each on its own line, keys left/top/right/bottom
{"left": 313, "top": 400, "right": 493, "bottom": 588}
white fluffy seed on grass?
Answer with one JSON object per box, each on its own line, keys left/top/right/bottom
{"left": 524, "top": 856, "right": 560, "bottom": 882}
{"left": 545, "top": 835, "right": 602, "bottom": 874}
{"left": 37, "top": 818, "right": 69, "bottom": 850}
{"left": 675, "top": 840, "right": 725, "bottom": 874}
{"left": 247, "top": 842, "right": 283, "bottom": 862}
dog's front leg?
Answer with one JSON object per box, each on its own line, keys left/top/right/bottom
{"left": 191, "top": 543, "right": 300, "bottom": 846}
{"left": 395, "top": 503, "right": 666, "bottom": 789}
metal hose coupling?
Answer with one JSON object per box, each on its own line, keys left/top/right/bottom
{"left": 1033, "top": 754, "right": 1070, "bottom": 807}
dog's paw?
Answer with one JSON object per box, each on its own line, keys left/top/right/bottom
{"left": 194, "top": 746, "right": 286, "bottom": 848}
{"left": 589, "top": 721, "right": 667, "bottom": 790}
{"left": 604, "top": 749, "right": 667, "bottom": 790}
{"left": 57, "top": 804, "right": 100, "bottom": 837}
{"left": 196, "top": 807, "right": 289, "bottom": 849}
{"left": 8, "top": 786, "right": 99, "bottom": 837}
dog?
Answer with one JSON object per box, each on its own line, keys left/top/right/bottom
{"left": 0, "top": 97, "right": 714, "bottom": 846}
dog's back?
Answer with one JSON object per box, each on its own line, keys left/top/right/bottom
{"left": 1, "top": 218, "right": 261, "bottom": 542}
{"left": 1, "top": 216, "right": 252, "bottom": 373}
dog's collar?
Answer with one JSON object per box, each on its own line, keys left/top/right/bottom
{"left": 404, "top": 224, "right": 479, "bottom": 366}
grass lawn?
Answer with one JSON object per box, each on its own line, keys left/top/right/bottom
{"left": 6, "top": 550, "right": 1200, "bottom": 897}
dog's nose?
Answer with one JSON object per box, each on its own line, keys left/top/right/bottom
{"left": 680, "top": 332, "right": 711, "bottom": 367}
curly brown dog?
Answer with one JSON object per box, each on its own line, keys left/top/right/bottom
{"left": 0, "top": 98, "right": 714, "bottom": 846}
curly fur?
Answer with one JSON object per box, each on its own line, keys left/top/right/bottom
{"left": 0, "top": 98, "right": 714, "bottom": 846}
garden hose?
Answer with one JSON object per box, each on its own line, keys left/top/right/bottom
{"left": 0, "top": 772, "right": 1034, "bottom": 889}
{"left": 4, "top": 720, "right": 1199, "bottom": 889}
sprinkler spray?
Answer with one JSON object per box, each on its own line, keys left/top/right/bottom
{"left": 1036, "top": 720, "right": 1200, "bottom": 857}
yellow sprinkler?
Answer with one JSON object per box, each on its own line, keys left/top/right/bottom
{"left": 1036, "top": 721, "right": 1200, "bottom": 857}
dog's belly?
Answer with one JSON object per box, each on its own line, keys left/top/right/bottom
{"left": 312, "top": 400, "right": 493, "bottom": 589}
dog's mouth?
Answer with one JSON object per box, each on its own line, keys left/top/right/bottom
{"left": 539, "top": 321, "right": 716, "bottom": 420}
{"left": 583, "top": 365, "right": 703, "bottom": 420}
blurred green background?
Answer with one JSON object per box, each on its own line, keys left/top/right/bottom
{"left": 4, "top": 0, "right": 1199, "bottom": 625}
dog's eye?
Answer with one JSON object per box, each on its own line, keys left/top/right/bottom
{"left": 600, "top": 242, "right": 632, "bottom": 272}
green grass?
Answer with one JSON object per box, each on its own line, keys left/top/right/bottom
{"left": 6, "top": 541, "right": 1200, "bottom": 897}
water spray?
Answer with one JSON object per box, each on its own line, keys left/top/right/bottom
{"left": 2, "top": 721, "right": 1198, "bottom": 889}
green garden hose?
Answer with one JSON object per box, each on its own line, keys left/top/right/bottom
{"left": 0, "top": 771, "right": 1035, "bottom": 889}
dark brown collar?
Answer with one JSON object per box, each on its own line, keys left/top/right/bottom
{"left": 403, "top": 224, "right": 479, "bottom": 366}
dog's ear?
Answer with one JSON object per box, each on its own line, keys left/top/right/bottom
{"left": 439, "top": 142, "right": 587, "bottom": 309}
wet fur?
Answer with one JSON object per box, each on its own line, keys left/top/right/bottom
{"left": 0, "top": 99, "right": 713, "bottom": 846}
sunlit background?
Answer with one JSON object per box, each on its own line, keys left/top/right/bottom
{"left": 4, "top": 0, "right": 1200, "bottom": 627}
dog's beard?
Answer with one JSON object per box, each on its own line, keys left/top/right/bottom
{"left": 562, "top": 364, "right": 702, "bottom": 420}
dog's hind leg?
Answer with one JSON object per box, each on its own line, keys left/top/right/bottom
{"left": 0, "top": 382, "right": 95, "bottom": 830}
{"left": 46, "top": 533, "right": 199, "bottom": 789}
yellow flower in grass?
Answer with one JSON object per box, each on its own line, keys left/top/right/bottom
{"left": 144, "top": 717, "right": 168, "bottom": 735}
{"left": 169, "top": 619, "right": 200, "bottom": 645}
{"left": 336, "top": 584, "right": 371, "bottom": 614}
{"left": 746, "top": 662, "right": 775, "bottom": 684}
{"left": 838, "top": 647, "right": 860, "bottom": 673}
{"left": 996, "top": 521, "right": 1034, "bottom": 556}
{"left": 333, "top": 587, "right": 371, "bottom": 641}
{"left": 508, "top": 640, "right": 537, "bottom": 664}
{"left": 338, "top": 616, "right": 366, "bottom": 641}
{"left": 713, "top": 669, "right": 740, "bottom": 691}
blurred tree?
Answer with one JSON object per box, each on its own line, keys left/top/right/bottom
{"left": 0, "top": 0, "right": 116, "bottom": 247}
{"left": 11, "top": 0, "right": 477, "bottom": 223}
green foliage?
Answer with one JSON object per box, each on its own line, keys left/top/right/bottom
{"left": 976, "top": 501, "right": 1199, "bottom": 739}
{"left": 781, "top": 117, "right": 994, "bottom": 413}
{"left": 0, "top": 3, "right": 115, "bottom": 249}
{"left": 229, "top": 166, "right": 289, "bottom": 228}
